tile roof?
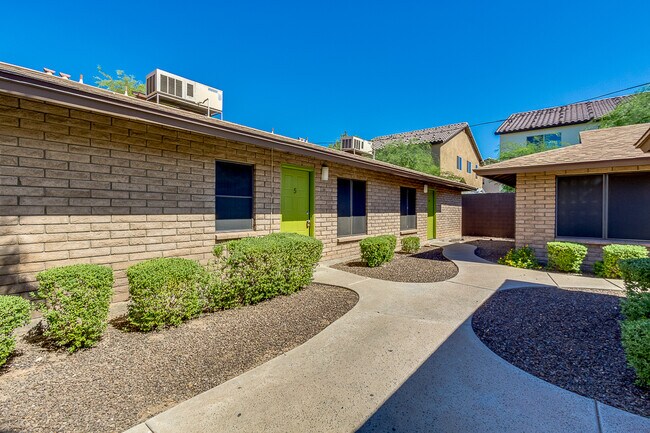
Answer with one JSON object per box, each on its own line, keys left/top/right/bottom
{"left": 475, "top": 123, "right": 650, "bottom": 186}
{"left": 495, "top": 96, "right": 630, "bottom": 135}
{"left": 372, "top": 122, "right": 469, "bottom": 149}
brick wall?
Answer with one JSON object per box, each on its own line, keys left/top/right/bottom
{"left": 515, "top": 167, "right": 650, "bottom": 269}
{"left": 0, "top": 96, "right": 463, "bottom": 300}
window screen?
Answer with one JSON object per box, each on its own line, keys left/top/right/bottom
{"left": 215, "top": 161, "right": 253, "bottom": 231}
{"left": 607, "top": 173, "right": 650, "bottom": 241}
{"left": 456, "top": 156, "right": 462, "bottom": 170}
{"left": 400, "top": 187, "right": 417, "bottom": 230}
{"left": 556, "top": 175, "right": 603, "bottom": 238}
{"left": 337, "top": 178, "right": 367, "bottom": 237}
{"left": 467, "top": 161, "right": 472, "bottom": 173}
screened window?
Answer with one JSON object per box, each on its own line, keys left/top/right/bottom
{"left": 400, "top": 187, "right": 417, "bottom": 230}
{"left": 456, "top": 156, "right": 462, "bottom": 170}
{"left": 337, "top": 178, "right": 367, "bottom": 237}
{"left": 467, "top": 161, "right": 472, "bottom": 173}
{"left": 527, "top": 133, "right": 562, "bottom": 148}
{"left": 556, "top": 173, "right": 650, "bottom": 241}
{"left": 215, "top": 161, "right": 253, "bottom": 231}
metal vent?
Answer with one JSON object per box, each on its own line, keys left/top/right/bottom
{"left": 161, "top": 75, "right": 168, "bottom": 93}
{"left": 187, "top": 83, "right": 194, "bottom": 98}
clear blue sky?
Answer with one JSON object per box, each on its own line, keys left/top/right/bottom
{"left": 2, "top": 0, "right": 649, "bottom": 158}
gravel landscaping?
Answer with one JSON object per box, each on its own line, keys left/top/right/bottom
{"left": 332, "top": 246, "right": 458, "bottom": 282}
{"left": 0, "top": 283, "right": 358, "bottom": 433}
{"left": 464, "top": 238, "right": 515, "bottom": 264}
{"left": 472, "top": 286, "right": 650, "bottom": 417}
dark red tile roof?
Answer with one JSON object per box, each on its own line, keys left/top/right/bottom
{"left": 495, "top": 96, "right": 630, "bottom": 135}
{"left": 372, "top": 122, "right": 468, "bottom": 149}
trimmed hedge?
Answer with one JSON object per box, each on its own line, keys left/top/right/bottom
{"left": 619, "top": 258, "right": 650, "bottom": 321}
{"left": 127, "top": 258, "right": 204, "bottom": 331}
{"left": 601, "top": 244, "right": 649, "bottom": 279}
{"left": 620, "top": 319, "right": 650, "bottom": 387}
{"left": 498, "top": 246, "right": 541, "bottom": 270}
{"left": 36, "top": 264, "right": 114, "bottom": 352}
{"left": 401, "top": 236, "right": 420, "bottom": 254}
{"left": 546, "top": 241, "right": 588, "bottom": 273}
{"left": 0, "top": 295, "right": 31, "bottom": 366}
{"left": 205, "top": 233, "right": 323, "bottom": 309}
{"left": 360, "top": 235, "right": 397, "bottom": 267}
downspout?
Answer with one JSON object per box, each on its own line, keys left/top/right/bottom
{"left": 270, "top": 148, "right": 274, "bottom": 234}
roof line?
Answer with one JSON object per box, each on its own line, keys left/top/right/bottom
{"left": 475, "top": 156, "right": 650, "bottom": 176}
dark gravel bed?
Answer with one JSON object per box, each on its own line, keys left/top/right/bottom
{"left": 464, "top": 239, "right": 515, "bottom": 264}
{"left": 0, "top": 284, "right": 358, "bottom": 433}
{"left": 331, "top": 246, "right": 458, "bottom": 282}
{"left": 472, "top": 287, "right": 650, "bottom": 417}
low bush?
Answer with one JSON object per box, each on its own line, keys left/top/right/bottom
{"left": 621, "top": 293, "right": 650, "bottom": 321}
{"left": 593, "top": 261, "right": 605, "bottom": 277}
{"left": 401, "top": 236, "right": 420, "bottom": 254}
{"left": 360, "top": 235, "right": 397, "bottom": 267}
{"left": 498, "top": 246, "right": 541, "bottom": 270}
{"left": 36, "top": 264, "right": 114, "bottom": 352}
{"left": 204, "top": 233, "right": 323, "bottom": 309}
{"left": 619, "top": 258, "right": 650, "bottom": 321}
{"left": 127, "top": 258, "right": 204, "bottom": 331}
{"left": 0, "top": 295, "right": 31, "bottom": 366}
{"left": 620, "top": 319, "right": 650, "bottom": 387}
{"left": 546, "top": 242, "right": 588, "bottom": 273}
{"left": 602, "top": 245, "right": 649, "bottom": 279}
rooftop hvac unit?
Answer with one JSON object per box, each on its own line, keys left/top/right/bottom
{"left": 341, "top": 135, "right": 373, "bottom": 155}
{"left": 145, "top": 69, "right": 223, "bottom": 117}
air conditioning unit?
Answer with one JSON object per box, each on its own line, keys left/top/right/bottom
{"left": 145, "top": 69, "right": 223, "bottom": 117}
{"left": 341, "top": 135, "right": 373, "bottom": 155}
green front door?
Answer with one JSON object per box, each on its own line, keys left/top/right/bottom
{"left": 281, "top": 167, "right": 312, "bottom": 236}
{"left": 427, "top": 189, "right": 436, "bottom": 239}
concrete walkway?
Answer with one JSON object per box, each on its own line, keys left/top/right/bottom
{"left": 125, "top": 244, "right": 648, "bottom": 433}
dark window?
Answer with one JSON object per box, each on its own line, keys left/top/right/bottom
{"left": 556, "top": 175, "right": 603, "bottom": 238}
{"left": 467, "top": 161, "right": 472, "bottom": 173}
{"left": 544, "top": 133, "right": 562, "bottom": 148}
{"left": 526, "top": 134, "right": 543, "bottom": 145}
{"left": 607, "top": 173, "right": 650, "bottom": 240}
{"left": 400, "top": 187, "right": 417, "bottom": 230}
{"left": 337, "top": 178, "right": 367, "bottom": 237}
{"left": 215, "top": 161, "right": 253, "bottom": 231}
{"left": 456, "top": 156, "right": 462, "bottom": 170}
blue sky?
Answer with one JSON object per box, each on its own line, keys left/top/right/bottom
{"left": 2, "top": 0, "right": 649, "bottom": 158}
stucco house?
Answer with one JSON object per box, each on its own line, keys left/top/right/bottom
{"left": 0, "top": 62, "right": 473, "bottom": 301}
{"left": 371, "top": 122, "right": 483, "bottom": 188}
{"left": 495, "top": 96, "right": 629, "bottom": 153}
{"left": 475, "top": 123, "right": 650, "bottom": 269}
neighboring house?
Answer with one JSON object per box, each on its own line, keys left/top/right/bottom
{"left": 495, "top": 96, "right": 629, "bottom": 152}
{"left": 0, "top": 62, "right": 473, "bottom": 301}
{"left": 372, "top": 122, "right": 483, "bottom": 188}
{"left": 475, "top": 123, "right": 650, "bottom": 269}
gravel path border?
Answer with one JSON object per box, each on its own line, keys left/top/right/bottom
{"left": 472, "top": 286, "right": 650, "bottom": 417}
{"left": 331, "top": 246, "right": 458, "bottom": 282}
{"left": 464, "top": 239, "right": 515, "bottom": 264}
{"left": 0, "top": 283, "right": 358, "bottom": 433}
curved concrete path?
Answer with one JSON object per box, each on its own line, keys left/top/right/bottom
{"left": 125, "top": 244, "right": 648, "bottom": 433}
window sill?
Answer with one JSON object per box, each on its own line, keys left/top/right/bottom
{"left": 400, "top": 229, "right": 418, "bottom": 235}
{"left": 555, "top": 237, "right": 650, "bottom": 248}
{"left": 337, "top": 234, "right": 370, "bottom": 243}
{"left": 215, "top": 230, "right": 261, "bottom": 241}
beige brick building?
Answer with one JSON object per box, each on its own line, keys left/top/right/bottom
{"left": 0, "top": 63, "right": 471, "bottom": 301}
{"left": 476, "top": 124, "right": 650, "bottom": 269}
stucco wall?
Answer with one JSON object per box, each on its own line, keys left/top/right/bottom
{"left": 439, "top": 131, "right": 482, "bottom": 188}
{"left": 0, "top": 95, "right": 463, "bottom": 300}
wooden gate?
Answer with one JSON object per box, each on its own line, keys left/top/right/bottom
{"left": 462, "top": 193, "right": 515, "bottom": 238}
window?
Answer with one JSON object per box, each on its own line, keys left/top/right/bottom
{"left": 215, "top": 161, "right": 253, "bottom": 231}
{"left": 526, "top": 133, "right": 562, "bottom": 148}
{"left": 400, "top": 187, "right": 416, "bottom": 230}
{"left": 337, "top": 178, "right": 367, "bottom": 237}
{"left": 467, "top": 161, "right": 472, "bottom": 173}
{"left": 456, "top": 156, "right": 463, "bottom": 171}
{"left": 556, "top": 173, "right": 650, "bottom": 241}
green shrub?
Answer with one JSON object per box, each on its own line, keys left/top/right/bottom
{"left": 36, "top": 264, "right": 114, "bottom": 352}
{"left": 207, "top": 233, "right": 323, "bottom": 308}
{"left": 498, "top": 246, "right": 541, "bottom": 269}
{"left": 212, "top": 244, "right": 225, "bottom": 257}
{"left": 602, "top": 245, "right": 649, "bottom": 279}
{"left": 546, "top": 242, "right": 588, "bottom": 273}
{"left": 401, "top": 236, "right": 420, "bottom": 254}
{"left": 619, "top": 258, "right": 650, "bottom": 321}
{"left": 127, "top": 258, "right": 204, "bottom": 331}
{"left": 360, "top": 235, "right": 397, "bottom": 267}
{"left": 621, "top": 293, "right": 650, "bottom": 321}
{"left": 0, "top": 295, "right": 31, "bottom": 367}
{"left": 620, "top": 319, "right": 650, "bottom": 386}
{"left": 594, "top": 261, "right": 605, "bottom": 277}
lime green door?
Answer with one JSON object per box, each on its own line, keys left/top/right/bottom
{"left": 427, "top": 190, "right": 436, "bottom": 239}
{"left": 281, "top": 167, "right": 311, "bottom": 236}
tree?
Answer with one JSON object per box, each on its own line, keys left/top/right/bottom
{"left": 94, "top": 65, "right": 145, "bottom": 96}
{"left": 328, "top": 139, "right": 342, "bottom": 150}
{"left": 599, "top": 90, "right": 650, "bottom": 128}
{"left": 374, "top": 140, "right": 441, "bottom": 176}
